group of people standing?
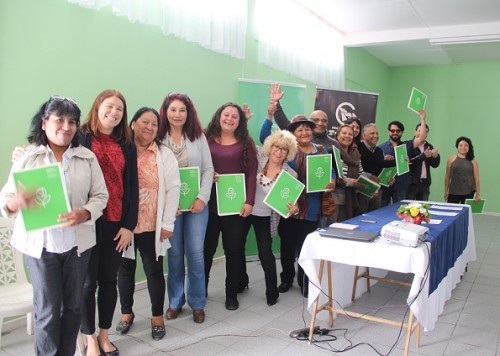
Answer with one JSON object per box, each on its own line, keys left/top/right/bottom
{"left": 0, "top": 85, "right": 480, "bottom": 356}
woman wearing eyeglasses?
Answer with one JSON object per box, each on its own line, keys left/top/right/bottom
{"left": 158, "top": 93, "right": 213, "bottom": 323}
{"left": 204, "top": 102, "right": 257, "bottom": 311}
{"left": 79, "top": 89, "right": 139, "bottom": 356}
{"left": 261, "top": 114, "right": 336, "bottom": 297}
{"left": 242, "top": 110, "right": 298, "bottom": 305}
{"left": 0, "top": 97, "right": 108, "bottom": 355}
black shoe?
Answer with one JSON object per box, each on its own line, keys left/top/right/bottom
{"left": 151, "top": 321, "right": 166, "bottom": 341}
{"left": 225, "top": 297, "right": 239, "bottom": 310}
{"left": 267, "top": 296, "right": 278, "bottom": 306}
{"left": 278, "top": 282, "right": 292, "bottom": 293}
{"left": 115, "top": 313, "right": 134, "bottom": 334}
{"left": 99, "top": 342, "right": 119, "bottom": 356}
{"left": 237, "top": 275, "right": 250, "bottom": 293}
{"left": 237, "top": 282, "right": 249, "bottom": 293}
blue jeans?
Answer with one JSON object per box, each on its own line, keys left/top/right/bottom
{"left": 167, "top": 206, "right": 208, "bottom": 310}
{"left": 27, "top": 247, "right": 90, "bottom": 356}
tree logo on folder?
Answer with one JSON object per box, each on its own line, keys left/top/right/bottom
{"left": 34, "top": 187, "right": 51, "bottom": 207}
{"left": 280, "top": 188, "right": 290, "bottom": 199}
{"left": 180, "top": 182, "right": 190, "bottom": 197}
{"left": 315, "top": 167, "right": 325, "bottom": 179}
{"left": 226, "top": 187, "right": 237, "bottom": 200}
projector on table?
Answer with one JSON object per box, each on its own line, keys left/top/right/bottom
{"left": 380, "top": 220, "right": 429, "bottom": 247}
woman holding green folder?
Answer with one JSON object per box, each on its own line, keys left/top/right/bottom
{"left": 0, "top": 96, "right": 108, "bottom": 355}
{"left": 332, "top": 124, "right": 375, "bottom": 222}
{"left": 158, "top": 93, "right": 213, "bottom": 323}
{"left": 242, "top": 128, "right": 298, "bottom": 306}
{"left": 204, "top": 102, "right": 258, "bottom": 311}
{"left": 262, "top": 115, "right": 336, "bottom": 297}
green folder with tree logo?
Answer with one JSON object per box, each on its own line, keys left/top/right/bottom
{"left": 378, "top": 166, "right": 397, "bottom": 187}
{"left": 306, "top": 154, "right": 332, "bottom": 193}
{"left": 407, "top": 87, "right": 427, "bottom": 113}
{"left": 357, "top": 176, "right": 381, "bottom": 198}
{"left": 215, "top": 173, "right": 246, "bottom": 216}
{"left": 179, "top": 167, "right": 200, "bottom": 211}
{"left": 12, "top": 163, "right": 70, "bottom": 232}
{"left": 465, "top": 198, "right": 486, "bottom": 214}
{"left": 395, "top": 144, "right": 409, "bottom": 175}
{"left": 263, "top": 170, "right": 305, "bottom": 218}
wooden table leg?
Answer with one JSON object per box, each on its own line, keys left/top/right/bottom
{"left": 308, "top": 260, "right": 325, "bottom": 343}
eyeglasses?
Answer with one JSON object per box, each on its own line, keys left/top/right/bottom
{"left": 271, "top": 145, "right": 289, "bottom": 154}
{"left": 311, "top": 118, "right": 328, "bottom": 123}
{"left": 49, "top": 95, "right": 78, "bottom": 106}
{"left": 389, "top": 129, "right": 402, "bottom": 133}
{"left": 167, "top": 92, "right": 191, "bottom": 104}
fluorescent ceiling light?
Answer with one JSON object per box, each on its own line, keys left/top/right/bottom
{"left": 430, "top": 34, "right": 500, "bottom": 45}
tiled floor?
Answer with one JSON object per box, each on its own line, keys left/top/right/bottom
{"left": 1, "top": 214, "right": 499, "bottom": 355}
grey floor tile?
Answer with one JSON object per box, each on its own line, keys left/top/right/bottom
{"left": 2, "top": 214, "right": 500, "bottom": 356}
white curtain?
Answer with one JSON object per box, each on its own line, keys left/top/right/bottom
{"left": 68, "top": 0, "right": 248, "bottom": 59}
{"left": 255, "top": 0, "right": 344, "bottom": 89}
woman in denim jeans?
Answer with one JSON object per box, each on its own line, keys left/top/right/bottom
{"left": 159, "top": 93, "right": 214, "bottom": 323}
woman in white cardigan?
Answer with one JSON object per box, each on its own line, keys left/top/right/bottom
{"left": 159, "top": 93, "right": 214, "bottom": 324}
{"left": 0, "top": 96, "right": 108, "bottom": 355}
{"left": 116, "top": 107, "right": 180, "bottom": 341}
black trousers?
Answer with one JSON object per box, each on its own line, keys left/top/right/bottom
{"left": 447, "top": 192, "right": 474, "bottom": 204}
{"left": 241, "top": 215, "right": 279, "bottom": 300}
{"left": 204, "top": 213, "right": 247, "bottom": 299}
{"left": 80, "top": 220, "right": 123, "bottom": 334}
{"left": 118, "top": 231, "right": 165, "bottom": 317}
{"left": 407, "top": 180, "right": 431, "bottom": 201}
{"left": 278, "top": 217, "right": 318, "bottom": 288}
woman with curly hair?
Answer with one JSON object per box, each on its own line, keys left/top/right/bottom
{"left": 203, "top": 102, "right": 258, "bottom": 311}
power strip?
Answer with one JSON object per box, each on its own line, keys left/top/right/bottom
{"left": 288, "top": 326, "right": 320, "bottom": 338}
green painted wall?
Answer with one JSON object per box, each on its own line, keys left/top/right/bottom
{"left": 384, "top": 63, "right": 499, "bottom": 212}
{"left": 1, "top": 0, "right": 497, "bottom": 281}
{"left": 344, "top": 47, "right": 498, "bottom": 213}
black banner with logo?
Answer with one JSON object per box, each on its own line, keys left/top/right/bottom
{"left": 314, "top": 88, "right": 379, "bottom": 137}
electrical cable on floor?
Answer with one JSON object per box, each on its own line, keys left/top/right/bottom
{"left": 298, "top": 241, "right": 431, "bottom": 355}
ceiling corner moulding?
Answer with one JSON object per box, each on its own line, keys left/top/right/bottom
{"left": 430, "top": 34, "right": 500, "bottom": 46}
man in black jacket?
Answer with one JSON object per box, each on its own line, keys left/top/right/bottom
{"left": 407, "top": 123, "right": 440, "bottom": 201}
{"left": 358, "top": 123, "right": 395, "bottom": 212}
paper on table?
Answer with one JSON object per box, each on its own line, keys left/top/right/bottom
{"left": 430, "top": 205, "right": 463, "bottom": 211}
{"left": 428, "top": 210, "right": 458, "bottom": 216}
{"left": 329, "top": 222, "right": 359, "bottom": 230}
{"left": 429, "top": 219, "right": 442, "bottom": 224}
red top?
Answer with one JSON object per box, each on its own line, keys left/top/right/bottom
{"left": 91, "top": 134, "right": 125, "bottom": 222}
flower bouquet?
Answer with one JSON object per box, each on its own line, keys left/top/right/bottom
{"left": 397, "top": 201, "right": 431, "bottom": 225}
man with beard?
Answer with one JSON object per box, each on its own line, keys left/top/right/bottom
{"left": 378, "top": 110, "right": 428, "bottom": 207}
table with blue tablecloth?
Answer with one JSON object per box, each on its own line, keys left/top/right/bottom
{"left": 298, "top": 201, "right": 475, "bottom": 335}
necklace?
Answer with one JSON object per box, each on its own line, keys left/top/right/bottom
{"left": 259, "top": 162, "right": 280, "bottom": 187}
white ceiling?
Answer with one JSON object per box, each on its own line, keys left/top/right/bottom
{"left": 296, "top": 0, "right": 500, "bottom": 66}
